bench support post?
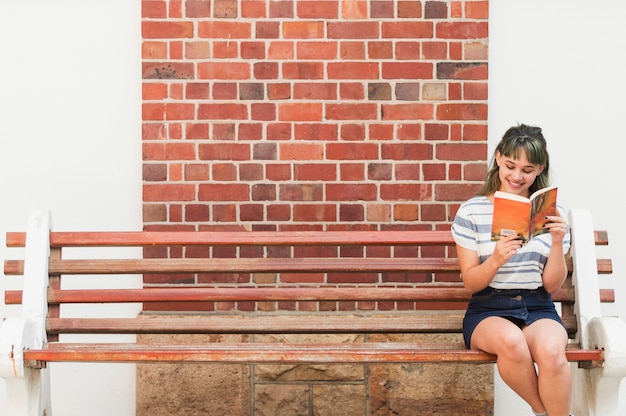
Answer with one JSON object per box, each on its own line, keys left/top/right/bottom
{"left": 0, "top": 211, "right": 52, "bottom": 415}
{"left": 569, "top": 210, "right": 626, "bottom": 415}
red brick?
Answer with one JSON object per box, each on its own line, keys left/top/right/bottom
{"left": 251, "top": 184, "right": 276, "bottom": 201}
{"left": 293, "top": 204, "right": 336, "bottom": 222}
{"left": 278, "top": 103, "right": 323, "bottom": 121}
{"left": 242, "top": 0, "right": 267, "bottom": 18}
{"left": 212, "top": 41, "right": 238, "bottom": 58}
{"left": 213, "top": 83, "right": 237, "bottom": 99}
{"left": 143, "top": 143, "right": 196, "bottom": 160}
{"left": 397, "top": 123, "right": 422, "bottom": 140}
{"left": 240, "top": 204, "right": 264, "bottom": 221}
{"left": 198, "top": 103, "right": 248, "bottom": 120}
{"left": 327, "top": 22, "right": 379, "bottom": 39}
{"left": 340, "top": 83, "right": 365, "bottom": 100}
{"left": 213, "top": 0, "right": 237, "bottom": 18}
{"left": 327, "top": 62, "right": 379, "bottom": 79}
{"left": 380, "top": 184, "right": 432, "bottom": 201}
{"left": 142, "top": 41, "right": 167, "bottom": 59}
{"left": 298, "top": 1, "right": 339, "bottom": 18}
{"left": 326, "top": 143, "right": 378, "bottom": 160}
{"left": 436, "top": 22, "right": 489, "bottom": 39}
{"left": 270, "top": 0, "right": 294, "bottom": 18}
{"left": 368, "top": 42, "right": 393, "bottom": 59}
{"left": 212, "top": 163, "right": 237, "bottom": 181}
{"left": 279, "top": 184, "right": 323, "bottom": 201}
{"left": 381, "top": 103, "right": 433, "bottom": 120}
{"left": 340, "top": 124, "right": 365, "bottom": 141}
{"left": 142, "top": 21, "right": 194, "bottom": 39}
{"left": 326, "top": 184, "right": 377, "bottom": 201}
{"left": 294, "top": 123, "right": 338, "bottom": 141}
{"left": 395, "top": 164, "right": 420, "bottom": 180}
{"left": 463, "top": 123, "right": 488, "bottom": 141}
{"left": 282, "top": 62, "right": 324, "bottom": 79}
{"left": 241, "top": 41, "right": 266, "bottom": 59}
{"left": 297, "top": 42, "right": 338, "bottom": 60}
{"left": 340, "top": 42, "right": 366, "bottom": 59}
{"left": 143, "top": 83, "right": 168, "bottom": 100}
{"left": 143, "top": 103, "right": 195, "bottom": 120}
{"left": 381, "top": 22, "right": 433, "bottom": 38}
{"left": 199, "top": 144, "right": 250, "bottom": 161}
{"left": 143, "top": 184, "right": 195, "bottom": 201}
{"left": 212, "top": 204, "right": 238, "bottom": 222}
{"left": 325, "top": 104, "right": 377, "bottom": 120}
{"left": 198, "top": 21, "right": 251, "bottom": 38}
{"left": 185, "top": 204, "right": 210, "bottom": 221}
{"left": 266, "top": 164, "right": 291, "bottom": 181}
{"left": 185, "top": 164, "right": 210, "bottom": 181}
{"left": 293, "top": 83, "right": 337, "bottom": 100}
{"left": 268, "top": 41, "right": 294, "bottom": 59}
{"left": 283, "top": 21, "right": 324, "bottom": 39}
{"left": 394, "top": 204, "right": 418, "bottom": 221}
{"left": 340, "top": 204, "right": 364, "bottom": 221}
{"left": 268, "top": 83, "right": 291, "bottom": 100}
{"left": 423, "top": 163, "right": 446, "bottom": 181}
{"left": 381, "top": 143, "right": 433, "bottom": 160}
{"left": 186, "top": 82, "right": 210, "bottom": 99}
{"left": 267, "top": 123, "right": 292, "bottom": 141}
{"left": 342, "top": 0, "right": 367, "bottom": 19}
{"left": 421, "top": 203, "right": 447, "bottom": 222}
{"left": 251, "top": 103, "right": 276, "bottom": 121}
{"left": 254, "top": 62, "right": 280, "bottom": 80}
{"left": 340, "top": 163, "right": 365, "bottom": 181}
{"left": 199, "top": 184, "right": 250, "bottom": 201}
{"left": 464, "top": 82, "right": 488, "bottom": 100}
{"left": 436, "top": 103, "right": 488, "bottom": 121}
{"left": 267, "top": 204, "right": 291, "bottom": 221}
{"left": 295, "top": 164, "right": 337, "bottom": 181}
{"left": 143, "top": 1, "right": 167, "bottom": 18}
{"left": 368, "top": 163, "right": 392, "bottom": 180}
{"left": 279, "top": 143, "right": 324, "bottom": 160}
{"left": 369, "top": 124, "right": 394, "bottom": 140}
{"left": 382, "top": 62, "right": 433, "bottom": 79}
{"left": 466, "top": 1, "right": 489, "bottom": 19}
{"left": 198, "top": 63, "right": 250, "bottom": 79}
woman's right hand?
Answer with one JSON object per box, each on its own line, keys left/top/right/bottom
{"left": 491, "top": 234, "right": 524, "bottom": 266}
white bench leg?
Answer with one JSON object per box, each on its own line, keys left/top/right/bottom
{"left": 572, "top": 317, "right": 626, "bottom": 416}
{"left": 0, "top": 318, "right": 52, "bottom": 415}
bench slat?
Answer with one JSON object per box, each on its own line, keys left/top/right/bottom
{"left": 3, "top": 257, "right": 613, "bottom": 276}
{"left": 22, "top": 342, "right": 603, "bottom": 365}
{"left": 7, "top": 287, "right": 618, "bottom": 306}
{"left": 5, "top": 229, "right": 610, "bottom": 248}
{"left": 4, "top": 287, "right": 586, "bottom": 305}
{"left": 6, "top": 230, "right": 456, "bottom": 248}
{"left": 45, "top": 315, "right": 579, "bottom": 336}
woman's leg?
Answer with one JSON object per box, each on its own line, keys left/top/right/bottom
{"left": 523, "top": 319, "right": 571, "bottom": 416}
{"left": 470, "top": 316, "right": 546, "bottom": 413}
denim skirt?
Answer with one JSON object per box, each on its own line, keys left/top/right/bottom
{"left": 462, "top": 286, "right": 564, "bottom": 349}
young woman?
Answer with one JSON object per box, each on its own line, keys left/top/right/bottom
{"left": 451, "top": 124, "right": 572, "bottom": 416}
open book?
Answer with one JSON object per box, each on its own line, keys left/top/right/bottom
{"left": 491, "top": 186, "right": 558, "bottom": 243}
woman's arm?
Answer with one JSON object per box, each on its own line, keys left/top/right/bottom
{"left": 540, "top": 214, "right": 569, "bottom": 293}
{"left": 456, "top": 234, "right": 524, "bottom": 294}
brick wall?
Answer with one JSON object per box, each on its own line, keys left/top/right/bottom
{"left": 142, "top": 0, "right": 489, "bottom": 236}
{"left": 139, "top": 1, "right": 492, "bottom": 414}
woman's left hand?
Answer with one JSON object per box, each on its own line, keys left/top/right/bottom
{"left": 544, "top": 215, "right": 568, "bottom": 243}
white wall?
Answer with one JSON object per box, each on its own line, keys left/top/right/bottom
{"left": 489, "top": 1, "right": 626, "bottom": 414}
{"left": 0, "top": 0, "right": 141, "bottom": 415}
{"left": 1, "top": 0, "right": 624, "bottom": 415}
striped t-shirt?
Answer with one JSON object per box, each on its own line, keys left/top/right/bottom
{"left": 451, "top": 195, "right": 571, "bottom": 290}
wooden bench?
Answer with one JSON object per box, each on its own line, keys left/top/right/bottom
{"left": 1, "top": 209, "right": 625, "bottom": 415}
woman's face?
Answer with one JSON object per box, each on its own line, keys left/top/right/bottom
{"left": 495, "top": 148, "right": 544, "bottom": 197}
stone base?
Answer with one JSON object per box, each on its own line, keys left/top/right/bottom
{"left": 136, "top": 333, "right": 493, "bottom": 416}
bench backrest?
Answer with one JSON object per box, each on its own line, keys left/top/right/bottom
{"left": 4, "top": 226, "right": 613, "bottom": 340}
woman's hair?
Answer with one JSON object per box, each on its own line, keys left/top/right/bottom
{"left": 477, "top": 124, "right": 550, "bottom": 196}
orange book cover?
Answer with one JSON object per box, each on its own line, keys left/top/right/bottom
{"left": 491, "top": 186, "right": 558, "bottom": 243}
